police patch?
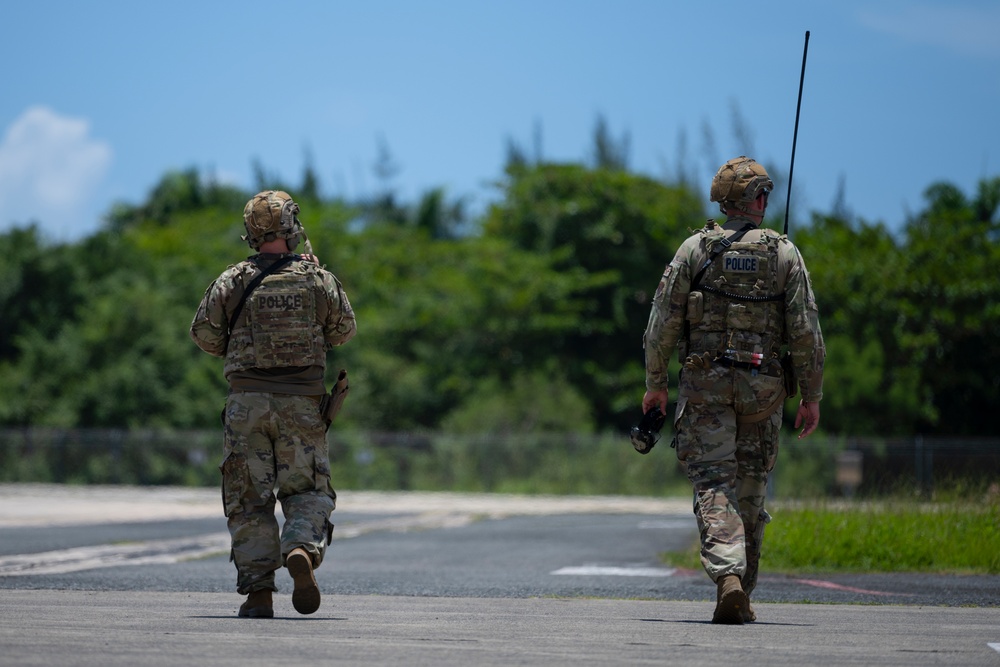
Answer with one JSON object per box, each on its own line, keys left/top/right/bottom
{"left": 723, "top": 254, "right": 758, "bottom": 273}
{"left": 256, "top": 290, "right": 304, "bottom": 312}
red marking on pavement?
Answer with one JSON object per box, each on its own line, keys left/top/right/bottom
{"left": 791, "top": 578, "right": 913, "bottom": 597}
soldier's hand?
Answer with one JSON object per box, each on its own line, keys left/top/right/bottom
{"left": 794, "top": 400, "right": 820, "bottom": 439}
{"left": 300, "top": 253, "right": 320, "bottom": 265}
{"left": 642, "top": 389, "right": 669, "bottom": 417}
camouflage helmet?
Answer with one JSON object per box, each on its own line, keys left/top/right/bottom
{"left": 709, "top": 156, "right": 774, "bottom": 215}
{"left": 241, "top": 190, "right": 303, "bottom": 251}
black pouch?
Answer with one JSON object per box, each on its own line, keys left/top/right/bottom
{"left": 781, "top": 352, "right": 798, "bottom": 398}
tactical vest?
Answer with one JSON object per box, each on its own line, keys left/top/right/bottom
{"left": 687, "top": 225, "right": 785, "bottom": 368}
{"left": 224, "top": 262, "right": 327, "bottom": 376}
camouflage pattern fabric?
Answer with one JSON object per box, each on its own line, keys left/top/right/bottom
{"left": 189, "top": 255, "right": 356, "bottom": 378}
{"left": 674, "top": 362, "right": 782, "bottom": 591}
{"left": 191, "top": 252, "right": 356, "bottom": 597}
{"left": 643, "top": 215, "right": 825, "bottom": 590}
{"left": 644, "top": 216, "right": 825, "bottom": 400}
{"left": 221, "top": 392, "right": 336, "bottom": 595}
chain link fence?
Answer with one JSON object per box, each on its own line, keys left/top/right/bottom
{"left": 0, "top": 428, "right": 996, "bottom": 499}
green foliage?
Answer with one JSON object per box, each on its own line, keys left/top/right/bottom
{"left": 336, "top": 223, "right": 609, "bottom": 431}
{"left": 769, "top": 436, "right": 839, "bottom": 498}
{"left": 0, "top": 429, "right": 219, "bottom": 486}
{"left": 0, "top": 426, "right": 693, "bottom": 495}
{"left": 0, "top": 226, "right": 89, "bottom": 360}
{"left": 591, "top": 114, "right": 630, "bottom": 171}
{"left": 0, "top": 223, "right": 228, "bottom": 428}
{"left": 441, "top": 370, "right": 596, "bottom": 435}
{"left": 797, "top": 178, "right": 1000, "bottom": 435}
{"left": 0, "top": 157, "right": 997, "bottom": 442}
{"left": 326, "top": 430, "right": 690, "bottom": 496}
{"left": 764, "top": 500, "right": 1000, "bottom": 574}
{"left": 483, "top": 162, "right": 704, "bottom": 428}
{"left": 661, "top": 498, "right": 1000, "bottom": 574}
{"left": 106, "top": 168, "right": 245, "bottom": 230}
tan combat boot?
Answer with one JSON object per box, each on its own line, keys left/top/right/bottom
{"left": 740, "top": 574, "right": 757, "bottom": 623}
{"left": 286, "top": 547, "right": 321, "bottom": 615}
{"left": 712, "top": 575, "right": 748, "bottom": 624}
{"left": 238, "top": 589, "right": 273, "bottom": 618}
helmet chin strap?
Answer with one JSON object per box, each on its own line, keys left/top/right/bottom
{"left": 282, "top": 219, "right": 304, "bottom": 252}
{"left": 300, "top": 231, "right": 313, "bottom": 255}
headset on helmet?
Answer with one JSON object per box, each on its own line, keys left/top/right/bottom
{"left": 709, "top": 156, "right": 774, "bottom": 215}
{"left": 241, "top": 190, "right": 304, "bottom": 251}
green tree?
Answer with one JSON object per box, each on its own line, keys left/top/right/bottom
{"left": 106, "top": 168, "right": 245, "bottom": 230}
{"left": 3, "top": 152, "right": 998, "bottom": 440}
{"left": 591, "top": 115, "right": 630, "bottom": 171}
{"left": 482, "top": 162, "right": 704, "bottom": 428}
{"left": 797, "top": 176, "right": 1000, "bottom": 436}
{"left": 795, "top": 215, "right": 922, "bottom": 434}
{"left": 335, "top": 224, "right": 603, "bottom": 431}
{"left": 0, "top": 226, "right": 87, "bottom": 362}
{"left": 895, "top": 178, "right": 1000, "bottom": 434}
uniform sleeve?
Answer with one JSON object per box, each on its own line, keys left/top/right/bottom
{"left": 643, "top": 240, "right": 695, "bottom": 391}
{"left": 318, "top": 271, "right": 357, "bottom": 347}
{"left": 782, "top": 243, "right": 826, "bottom": 402}
{"left": 189, "top": 267, "right": 241, "bottom": 358}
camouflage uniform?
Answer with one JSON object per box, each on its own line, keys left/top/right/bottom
{"left": 643, "top": 214, "right": 824, "bottom": 597}
{"left": 191, "top": 253, "right": 356, "bottom": 595}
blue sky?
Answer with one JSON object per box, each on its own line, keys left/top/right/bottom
{"left": 2, "top": 1, "right": 998, "bottom": 241}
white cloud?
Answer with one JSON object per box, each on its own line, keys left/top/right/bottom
{"left": 859, "top": 4, "right": 1000, "bottom": 59}
{"left": 0, "top": 106, "right": 112, "bottom": 237}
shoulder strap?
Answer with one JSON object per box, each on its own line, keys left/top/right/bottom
{"left": 690, "top": 223, "right": 755, "bottom": 290}
{"left": 224, "top": 255, "right": 298, "bottom": 346}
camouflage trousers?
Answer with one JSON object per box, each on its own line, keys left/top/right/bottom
{"left": 673, "top": 362, "right": 783, "bottom": 596}
{"left": 221, "top": 391, "right": 337, "bottom": 595}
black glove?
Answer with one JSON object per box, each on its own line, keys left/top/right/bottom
{"left": 629, "top": 406, "right": 666, "bottom": 454}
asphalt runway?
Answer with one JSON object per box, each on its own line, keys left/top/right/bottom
{"left": 1, "top": 484, "right": 998, "bottom": 666}
{"left": 2, "top": 590, "right": 999, "bottom": 667}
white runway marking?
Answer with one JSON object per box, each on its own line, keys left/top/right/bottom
{"left": 0, "top": 533, "right": 232, "bottom": 576}
{"left": 551, "top": 565, "right": 677, "bottom": 577}
{"left": 988, "top": 642, "right": 1000, "bottom": 654}
{"left": 0, "top": 513, "right": 476, "bottom": 577}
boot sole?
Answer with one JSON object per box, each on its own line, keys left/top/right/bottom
{"left": 713, "top": 588, "right": 749, "bottom": 625}
{"left": 287, "top": 551, "right": 321, "bottom": 615}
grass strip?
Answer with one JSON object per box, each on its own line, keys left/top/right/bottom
{"left": 663, "top": 500, "right": 1000, "bottom": 575}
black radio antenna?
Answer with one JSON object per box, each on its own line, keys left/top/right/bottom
{"left": 784, "top": 30, "right": 810, "bottom": 237}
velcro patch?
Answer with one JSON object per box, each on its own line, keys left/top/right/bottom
{"left": 723, "top": 254, "right": 758, "bottom": 273}
{"left": 256, "top": 290, "right": 304, "bottom": 312}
